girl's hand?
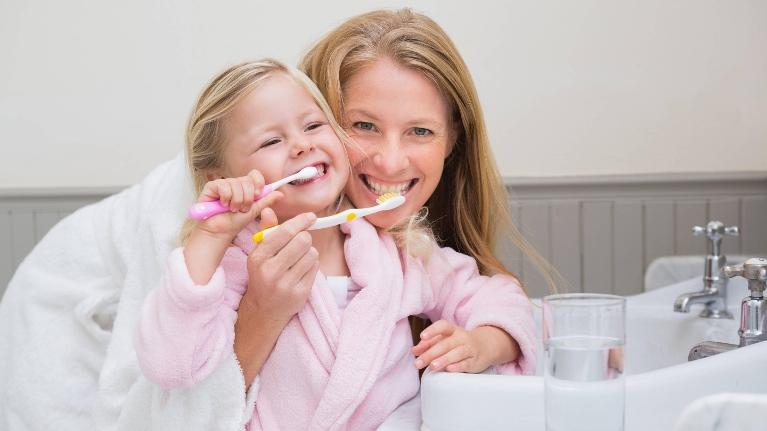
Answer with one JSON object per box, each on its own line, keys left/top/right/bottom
{"left": 184, "top": 170, "right": 281, "bottom": 285}
{"left": 197, "top": 170, "right": 280, "bottom": 241}
{"left": 412, "top": 320, "right": 516, "bottom": 373}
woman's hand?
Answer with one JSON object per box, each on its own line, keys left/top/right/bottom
{"left": 242, "top": 209, "right": 319, "bottom": 322}
{"left": 234, "top": 210, "right": 319, "bottom": 386}
{"left": 412, "top": 320, "right": 520, "bottom": 373}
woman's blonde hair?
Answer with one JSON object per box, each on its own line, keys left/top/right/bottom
{"left": 301, "top": 8, "right": 559, "bottom": 291}
{"left": 180, "top": 58, "right": 348, "bottom": 243}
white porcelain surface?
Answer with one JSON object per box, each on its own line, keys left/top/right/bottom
{"left": 644, "top": 254, "right": 754, "bottom": 292}
{"left": 673, "top": 392, "right": 767, "bottom": 431}
{"left": 421, "top": 277, "right": 767, "bottom": 431}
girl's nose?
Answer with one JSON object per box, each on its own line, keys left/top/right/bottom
{"left": 371, "top": 136, "right": 409, "bottom": 174}
{"left": 291, "top": 135, "right": 315, "bottom": 157}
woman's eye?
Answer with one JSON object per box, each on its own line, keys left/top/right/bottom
{"left": 353, "top": 121, "right": 375, "bottom": 132}
{"left": 412, "top": 127, "right": 432, "bottom": 136}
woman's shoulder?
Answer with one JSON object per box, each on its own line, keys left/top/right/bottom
{"left": 417, "top": 245, "right": 520, "bottom": 284}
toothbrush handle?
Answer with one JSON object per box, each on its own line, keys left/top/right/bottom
{"left": 188, "top": 201, "right": 230, "bottom": 221}
{"left": 188, "top": 184, "right": 275, "bottom": 221}
{"left": 254, "top": 184, "right": 274, "bottom": 200}
{"left": 252, "top": 209, "right": 365, "bottom": 245}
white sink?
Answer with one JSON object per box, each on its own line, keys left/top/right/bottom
{"left": 420, "top": 277, "right": 767, "bottom": 431}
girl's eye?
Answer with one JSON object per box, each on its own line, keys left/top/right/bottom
{"left": 260, "top": 138, "right": 281, "bottom": 149}
{"left": 305, "top": 122, "right": 324, "bottom": 132}
{"left": 353, "top": 121, "right": 375, "bottom": 132}
{"left": 412, "top": 127, "right": 432, "bottom": 136}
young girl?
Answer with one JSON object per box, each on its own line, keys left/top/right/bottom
{"left": 135, "top": 59, "right": 535, "bottom": 430}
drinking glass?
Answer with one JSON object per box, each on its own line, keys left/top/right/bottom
{"left": 543, "top": 293, "right": 626, "bottom": 431}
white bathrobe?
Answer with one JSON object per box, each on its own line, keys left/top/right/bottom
{"left": 0, "top": 154, "right": 261, "bottom": 430}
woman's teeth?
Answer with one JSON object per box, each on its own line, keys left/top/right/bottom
{"left": 362, "top": 175, "right": 414, "bottom": 195}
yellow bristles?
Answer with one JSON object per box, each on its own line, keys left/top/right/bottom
{"left": 376, "top": 192, "right": 400, "bottom": 204}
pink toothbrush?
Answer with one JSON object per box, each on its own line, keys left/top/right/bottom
{"left": 188, "top": 166, "right": 319, "bottom": 220}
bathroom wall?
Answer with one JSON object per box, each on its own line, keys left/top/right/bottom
{"left": 2, "top": 0, "right": 766, "bottom": 298}
{"left": 1, "top": 0, "right": 766, "bottom": 189}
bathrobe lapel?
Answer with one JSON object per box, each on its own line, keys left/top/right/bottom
{"left": 308, "top": 219, "right": 404, "bottom": 430}
{"left": 297, "top": 274, "right": 341, "bottom": 373}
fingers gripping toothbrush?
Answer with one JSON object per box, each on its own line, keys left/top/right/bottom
{"left": 252, "top": 192, "right": 406, "bottom": 244}
{"left": 188, "top": 166, "right": 319, "bottom": 221}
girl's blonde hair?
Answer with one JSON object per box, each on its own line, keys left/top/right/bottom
{"left": 301, "top": 8, "right": 559, "bottom": 291}
{"left": 180, "top": 59, "right": 348, "bottom": 243}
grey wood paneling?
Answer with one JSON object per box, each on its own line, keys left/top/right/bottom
{"left": 643, "top": 201, "right": 675, "bottom": 270}
{"left": 582, "top": 201, "right": 613, "bottom": 295}
{"left": 674, "top": 200, "right": 708, "bottom": 255}
{"left": 503, "top": 172, "right": 766, "bottom": 297}
{"left": 498, "top": 203, "right": 524, "bottom": 280}
{"left": 613, "top": 201, "right": 643, "bottom": 296}
{"left": 1, "top": 173, "right": 766, "bottom": 300}
{"left": 0, "top": 190, "right": 115, "bottom": 298}
{"left": 0, "top": 212, "right": 11, "bottom": 290}
{"left": 741, "top": 196, "right": 767, "bottom": 255}
{"left": 518, "top": 202, "right": 551, "bottom": 298}
{"left": 549, "top": 202, "right": 581, "bottom": 293}
{"left": 35, "top": 211, "right": 61, "bottom": 242}
{"left": 10, "top": 210, "right": 35, "bottom": 268}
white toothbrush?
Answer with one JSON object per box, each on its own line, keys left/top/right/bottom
{"left": 252, "top": 192, "right": 406, "bottom": 244}
{"left": 188, "top": 166, "right": 319, "bottom": 221}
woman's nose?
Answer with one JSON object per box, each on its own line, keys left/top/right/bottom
{"left": 371, "top": 136, "right": 409, "bottom": 174}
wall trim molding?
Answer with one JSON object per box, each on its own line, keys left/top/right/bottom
{"left": 0, "top": 187, "right": 125, "bottom": 199}
{"left": 504, "top": 171, "right": 767, "bottom": 200}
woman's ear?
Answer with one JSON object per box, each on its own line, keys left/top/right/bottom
{"left": 445, "top": 118, "right": 460, "bottom": 159}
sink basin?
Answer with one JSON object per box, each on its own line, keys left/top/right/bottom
{"left": 420, "top": 277, "right": 767, "bottom": 431}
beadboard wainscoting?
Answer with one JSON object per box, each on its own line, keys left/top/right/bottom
{"left": 501, "top": 172, "right": 767, "bottom": 297}
{"left": 0, "top": 188, "right": 120, "bottom": 293}
{"left": 1, "top": 173, "right": 766, "bottom": 300}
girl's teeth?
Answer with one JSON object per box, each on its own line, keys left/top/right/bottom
{"left": 290, "top": 164, "right": 325, "bottom": 185}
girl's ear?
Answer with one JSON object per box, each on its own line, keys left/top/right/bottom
{"left": 205, "top": 170, "right": 225, "bottom": 181}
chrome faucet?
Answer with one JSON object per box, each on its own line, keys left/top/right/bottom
{"left": 725, "top": 257, "right": 767, "bottom": 346}
{"left": 688, "top": 257, "right": 767, "bottom": 361}
{"left": 673, "top": 221, "right": 738, "bottom": 318}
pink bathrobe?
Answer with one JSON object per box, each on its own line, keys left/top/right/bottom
{"left": 135, "top": 218, "right": 535, "bottom": 430}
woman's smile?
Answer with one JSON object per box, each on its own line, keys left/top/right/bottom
{"left": 359, "top": 174, "right": 419, "bottom": 196}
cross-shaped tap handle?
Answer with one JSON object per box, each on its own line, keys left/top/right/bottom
{"left": 692, "top": 221, "right": 739, "bottom": 240}
{"left": 724, "top": 257, "right": 767, "bottom": 296}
